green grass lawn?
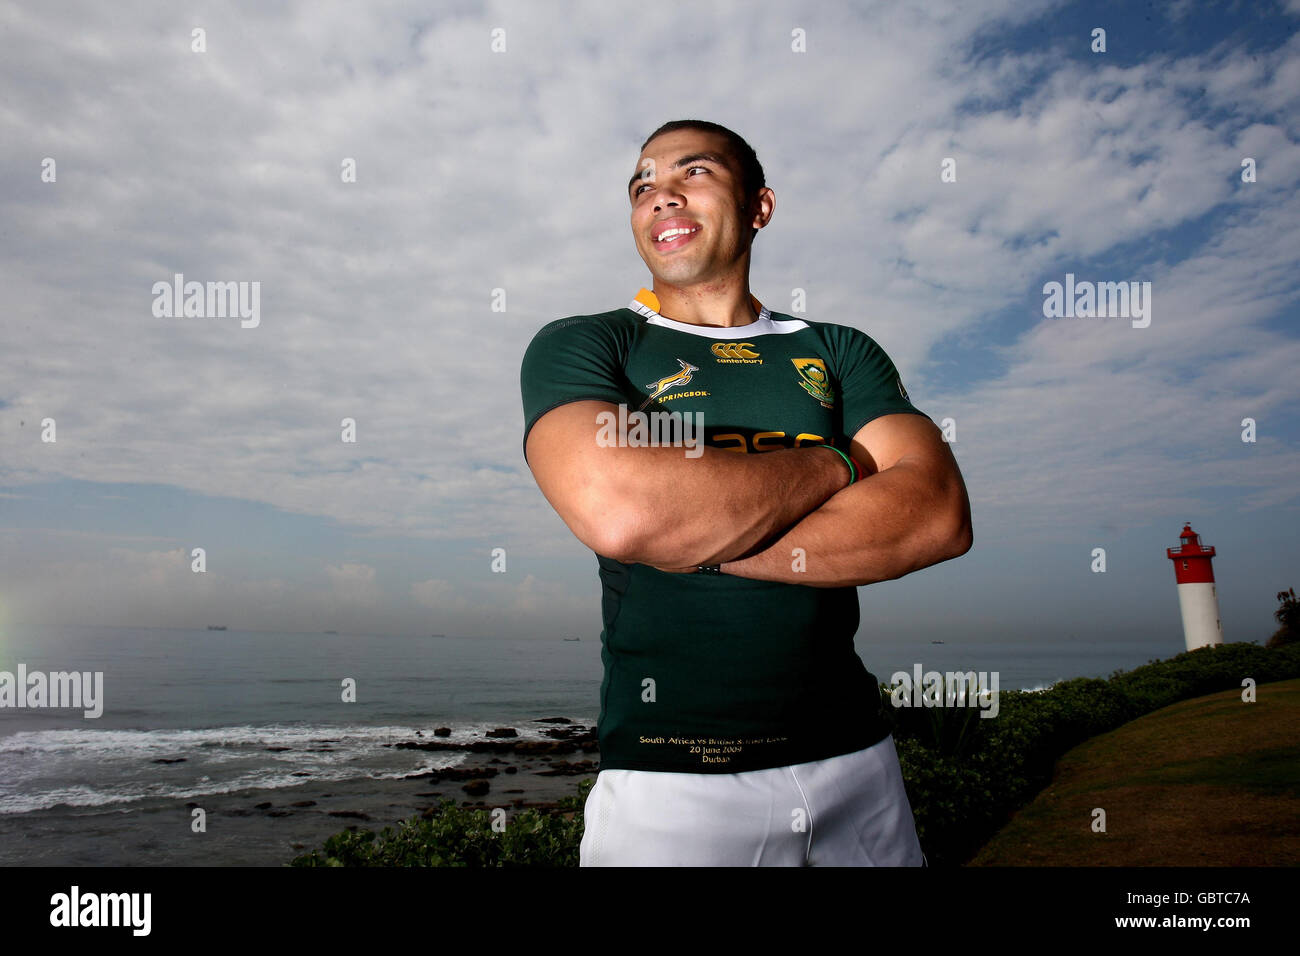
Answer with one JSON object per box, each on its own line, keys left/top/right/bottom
{"left": 967, "top": 678, "right": 1300, "bottom": 866}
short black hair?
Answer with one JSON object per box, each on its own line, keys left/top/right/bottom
{"left": 639, "top": 119, "right": 766, "bottom": 210}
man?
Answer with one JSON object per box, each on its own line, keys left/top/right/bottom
{"left": 519, "top": 119, "right": 972, "bottom": 866}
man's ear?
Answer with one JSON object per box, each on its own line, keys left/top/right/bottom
{"left": 750, "top": 186, "right": 775, "bottom": 232}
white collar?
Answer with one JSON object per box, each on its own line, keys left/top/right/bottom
{"left": 626, "top": 288, "right": 807, "bottom": 338}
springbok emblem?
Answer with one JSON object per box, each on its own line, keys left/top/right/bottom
{"left": 639, "top": 359, "right": 699, "bottom": 410}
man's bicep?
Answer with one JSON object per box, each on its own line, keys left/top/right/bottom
{"left": 525, "top": 400, "right": 625, "bottom": 553}
{"left": 850, "top": 412, "right": 972, "bottom": 552}
{"left": 849, "top": 412, "right": 949, "bottom": 476}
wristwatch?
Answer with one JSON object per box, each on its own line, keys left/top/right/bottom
{"left": 696, "top": 565, "right": 722, "bottom": 575}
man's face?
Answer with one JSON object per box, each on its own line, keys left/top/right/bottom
{"left": 628, "top": 128, "right": 757, "bottom": 288}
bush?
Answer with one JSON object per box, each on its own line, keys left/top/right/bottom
{"left": 289, "top": 778, "right": 592, "bottom": 867}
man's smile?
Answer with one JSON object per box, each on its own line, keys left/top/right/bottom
{"left": 652, "top": 217, "right": 702, "bottom": 250}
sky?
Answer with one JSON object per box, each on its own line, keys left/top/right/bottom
{"left": 1, "top": 0, "right": 1297, "bottom": 649}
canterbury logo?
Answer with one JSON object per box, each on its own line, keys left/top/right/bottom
{"left": 711, "top": 342, "right": 760, "bottom": 360}
{"left": 639, "top": 359, "right": 699, "bottom": 410}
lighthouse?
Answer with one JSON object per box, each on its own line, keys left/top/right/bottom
{"left": 1166, "top": 523, "right": 1223, "bottom": 651}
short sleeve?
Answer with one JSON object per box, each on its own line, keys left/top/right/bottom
{"left": 829, "top": 325, "right": 930, "bottom": 439}
{"left": 520, "top": 314, "right": 631, "bottom": 462}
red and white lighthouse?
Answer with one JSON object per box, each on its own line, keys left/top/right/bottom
{"left": 1166, "top": 522, "right": 1223, "bottom": 651}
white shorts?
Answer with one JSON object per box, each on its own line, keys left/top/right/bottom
{"left": 579, "top": 733, "right": 925, "bottom": 866}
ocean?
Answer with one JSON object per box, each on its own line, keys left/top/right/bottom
{"left": 0, "top": 624, "right": 1175, "bottom": 865}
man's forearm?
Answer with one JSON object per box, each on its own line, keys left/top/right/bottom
{"left": 600, "top": 444, "right": 851, "bottom": 567}
{"left": 719, "top": 460, "right": 973, "bottom": 587}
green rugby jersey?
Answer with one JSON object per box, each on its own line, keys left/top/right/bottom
{"left": 520, "top": 288, "right": 931, "bottom": 773}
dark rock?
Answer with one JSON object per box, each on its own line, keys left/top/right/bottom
{"left": 535, "top": 759, "right": 599, "bottom": 777}
{"left": 462, "top": 779, "right": 491, "bottom": 796}
{"left": 267, "top": 810, "right": 292, "bottom": 817}
{"left": 254, "top": 802, "right": 273, "bottom": 809}
{"left": 513, "top": 740, "right": 569, "bottom": 754}
{"left": 404, "top": 766, "right": 499, "bottom": 782}
{"left": 265, "top": 746, "right": 291, "bottom": 752}
{"left": 153, "top": 757, "right": 186, "bottom": 764}
{"left": 539, "top": 724, "right": 597, "bottom": 741}
{"left": 504, "top": 766, "right": 517, "bottom": 774}
{"left": 534, "top": 717, "right": 573, "bottom": 724}
{"left": 392, "top": 740, "right": 460, "bottom": 751}
{"left": 391, "top": 731, "right": 598, "bottom": 756}
{"left": 290, "top": 800, "right": 317, "bottom": 808}
{"left": 434, "top": 727, "right": 452, "bottom": 737}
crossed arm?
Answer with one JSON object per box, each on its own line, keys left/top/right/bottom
{"left": 524, "top": 399, "right": 972, "bottom": 587}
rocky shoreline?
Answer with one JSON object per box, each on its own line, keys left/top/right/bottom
{"left": 0, "top": 716, "right": 604, "bottom": 866}
{"left": 381, "top": 716, "right": 600, "bottom": 815}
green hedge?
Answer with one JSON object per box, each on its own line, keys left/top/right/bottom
{"left": 289, "top": 777, "right": 593, "bottom": 867}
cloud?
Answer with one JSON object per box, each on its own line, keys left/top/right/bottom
{"left": 1, "top": 1, "right": 1296, "bottom": 637}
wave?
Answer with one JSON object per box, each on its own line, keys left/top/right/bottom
{"left": 0, "top": 755, "right": 468, "bottom": 816}
{"left": 0, "top": 716, "right": 594, "bottom": 815}
{"left": 0, "top": 718, "right": 594, "bottom": 758}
